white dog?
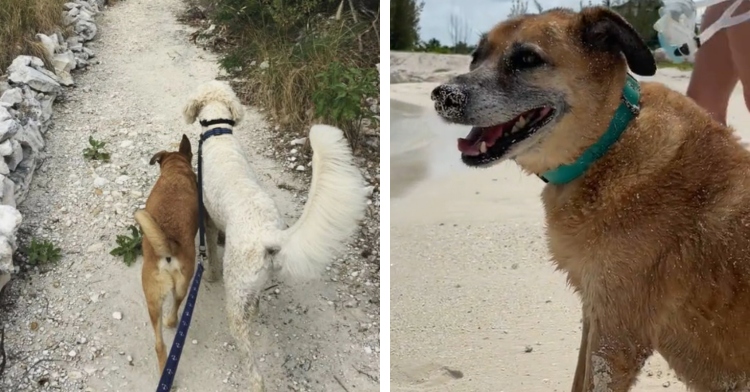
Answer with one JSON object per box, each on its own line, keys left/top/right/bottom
{"left": 183, "top": 81, "right": 367, "bottom": 391}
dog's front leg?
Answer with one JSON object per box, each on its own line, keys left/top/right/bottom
{"left": 571, "top": 307, "right": 590, "bottom": 392}
{"left": 204, "top": 215, "right": 223, "bottom": 282}
{"left": 583, "top": 317, "right": 652, "bottom": 392}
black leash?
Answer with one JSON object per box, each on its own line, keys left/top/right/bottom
{"left": 155, "top": 126, "right": 233, "bottom": 391}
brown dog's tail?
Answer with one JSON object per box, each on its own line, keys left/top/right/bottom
{"left": 134, "top": 210, "right": 174, "bottom": 258}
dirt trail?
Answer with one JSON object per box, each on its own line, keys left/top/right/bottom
{"left": 0, "top": 1, "right": 380, "bottom": 391}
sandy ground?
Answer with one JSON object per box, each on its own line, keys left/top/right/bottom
{"left": 0, "top": 1, "right": 380, "bottom": 391}
{"left": 390, "top": 51, "right": 750, "bottom": 391}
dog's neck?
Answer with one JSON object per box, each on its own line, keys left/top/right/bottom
{"left": 538, "top": 75, "right": 640, "bottom": 185}
{"left": 198, "top": 103, "right": 235, "bottom": 134}
{"left": 159, "top": 156, "right": 193, "bottom": 174}
{"left": 199, "top": 118, "right": 235, "bottom": 129}
{"left": 199, "top": 126, "right": 234, "bottom": 145}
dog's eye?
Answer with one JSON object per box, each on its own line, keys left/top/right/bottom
{"left": 509, "top": 49, "right": 546, "bottom": 71}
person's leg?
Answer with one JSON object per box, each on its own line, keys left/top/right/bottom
{"left": 725, "top": 0, "right": 750, "bottom": 114}
{"left": 686, "top": 3, "right": 738, "bottom": 125}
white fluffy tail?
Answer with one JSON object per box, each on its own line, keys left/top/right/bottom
{"left": 273, "top": 124, "right": 367, "bottom": 280}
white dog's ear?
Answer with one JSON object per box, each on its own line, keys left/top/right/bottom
{"left": 183, "top": 98, "right": 202, "bottom": 124}
{"left": 228, "top": 97, "right": 245, "bottom": 124}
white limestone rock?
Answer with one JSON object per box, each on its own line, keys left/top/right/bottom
{"left": 0, "top": 88, "right": 22, "bottom": 107}
{"left": 8, "top": 56, "right": 62, "bottom": 94}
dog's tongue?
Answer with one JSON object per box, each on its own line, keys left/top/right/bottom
{"left": 458, "top": 126, "right": 504, "bottom": 156}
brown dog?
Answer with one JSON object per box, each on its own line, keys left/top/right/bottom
{"left": 134, "top": 134, "right": 198, "bottom": 372}
{"left": 431, "top": 6, "right": 750, "bottom": 392}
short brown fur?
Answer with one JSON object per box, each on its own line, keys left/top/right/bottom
{"left": 477, "top": 7, "right": 750, "bottom": 392}
{"left": 134, "top": 134, "right": 198, "bottom": 373}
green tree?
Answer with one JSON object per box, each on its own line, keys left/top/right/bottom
{"left": 391, "top": 0, "right": 424, "bottom": 50}
{"left": 424, "top": 38, "right": 442, "bottom": 51}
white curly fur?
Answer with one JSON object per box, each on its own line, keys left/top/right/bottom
{"left": 182, "top": 81, "right": 367, "bottom": 391}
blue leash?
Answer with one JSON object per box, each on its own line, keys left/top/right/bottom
{"left": 155, "top": 126, "right": 234, "bottom": 391}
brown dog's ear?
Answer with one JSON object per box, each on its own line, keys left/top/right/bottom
{"left": 149, "top": 151, "right": 167, "bottom": 166}
{"left": 179, "top": 134, "right": 192, "bottom": 159}
{"left": 578, "top": 6, "right": 656, "bottom": 76}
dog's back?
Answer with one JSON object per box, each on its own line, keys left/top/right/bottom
{"left": 136, "top": 134, "right": 199, "bottom": 372}
{"left": 141, "top": 156, "right": 199, "bottom": 257}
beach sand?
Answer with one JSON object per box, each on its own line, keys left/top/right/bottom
{"left": 390, "top": 51, "right": 750, "bottom": 391}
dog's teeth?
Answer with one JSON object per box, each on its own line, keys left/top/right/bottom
{"left": 479, "top": 141, "right": 487, "bottom": 154}
{"left": 511, "top": 116, "right": 527, "bottom": 133}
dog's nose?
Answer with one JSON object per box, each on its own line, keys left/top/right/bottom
{"left": 431, "top": 84, "right": 467, "bottom": 121}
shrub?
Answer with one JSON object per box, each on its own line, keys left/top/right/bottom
{"left": 194, "top": 0, "right": 379, "bottom": 147}
{"left": 312, "top": 62, "right": 378, "bottom": 149}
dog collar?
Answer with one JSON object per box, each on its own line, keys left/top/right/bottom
{"left": 199, "top": 118, "right": 235, "bottom": 127}
{"left": 200, "top": 127, "right": 233, "bottom": 144}
{"left": 539, "top": 74, "right": 641, "bottom": 185}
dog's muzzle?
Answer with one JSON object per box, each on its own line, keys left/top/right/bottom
{"left": 431, "top": 84, "right": 467, "bottom": 121}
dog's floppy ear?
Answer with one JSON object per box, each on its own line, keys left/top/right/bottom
{"left": 149, "top": 151, "right": 167, "bottom": 166}
{"left": 578, "top": 6, "right": 656, "bottom": 76}
{"left": 228, "top": 96, "right": 245, "bottom": 125}
{"left": 183, "top": 97, "right": 203, "bottom": 124}
{"left": 179, "top": 134, "right": 192, "bottom": 160}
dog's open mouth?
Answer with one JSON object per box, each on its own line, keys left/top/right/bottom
{"left": 458, "top": 106, "right": 555, "bottom": 165}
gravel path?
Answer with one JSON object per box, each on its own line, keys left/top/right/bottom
{"left": 0, "top": 1, "right": 380, "bottom": 391}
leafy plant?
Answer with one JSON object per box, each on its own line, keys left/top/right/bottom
{"left": 83, "top": 136, "right": 111, "bottom": 162}
{"left": 25, "top": 238, "right": 62, "bottom": 265}
{"left": 312, "top": 62, "right": 378, "bottom": 149}
{"left": 110, "top": 225, "right": 142, "bottom": 267}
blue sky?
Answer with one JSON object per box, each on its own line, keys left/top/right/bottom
{"left": 419, "top": 0, "right": 585, "bottom": 44}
